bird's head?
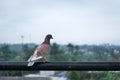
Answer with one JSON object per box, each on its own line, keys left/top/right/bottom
{"left": 43, "top": 34, "right": 53, "bottom": 44}
{"left": 46, "top": 34, "right": 53, "bottom": 40}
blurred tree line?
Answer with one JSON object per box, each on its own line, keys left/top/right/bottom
{"left": 0, "top": 43, "right": 120, "bottom": 79}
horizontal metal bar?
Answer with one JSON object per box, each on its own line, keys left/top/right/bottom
{"left": 0, "top": 62, "right": 120, "bottom": 71}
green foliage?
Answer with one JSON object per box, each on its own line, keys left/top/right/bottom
{"left": 104, "top": 72, "right": 118, "bottom": 80}
{"left": 0, "top": 44, "right": 15, "bottom": 61}
{"left": 49, "top": 43, "right": 64, "bottom": 61}
{"left": 0, "top": 44, "right": 36, "bottom": 76}
{"left": 21, "top": 44, "right": 35, "bottom": 61}
{"left": 0, "top": 43, "right": 120, "bottom": 79}
{"left": 68, "top": 71, "right": 81, "bottom": 80}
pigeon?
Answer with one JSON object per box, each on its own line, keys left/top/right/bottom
{"left": 27, "top": 34, "right": 53, "bottom": 66}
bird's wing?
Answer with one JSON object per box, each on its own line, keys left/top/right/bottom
{"left": 27, "top": 43, "right": 50, "bottom": 62}
{"left": 36, "top": 43, "right": 51, "bottom": 56}
{"left": 27, "top": 50, "right": 43, "bottom": 62}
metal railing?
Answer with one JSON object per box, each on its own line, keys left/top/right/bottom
{"left": 0, "top": 62, "right": 120, "bottom": 71}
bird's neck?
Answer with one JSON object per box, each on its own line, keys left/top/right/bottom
{"left": 43, "top": 38, "right": 50, "bottom": 44}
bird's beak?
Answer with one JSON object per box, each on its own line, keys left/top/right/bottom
{"left": 51, "top": 36, "right": 53, "bottom": 39}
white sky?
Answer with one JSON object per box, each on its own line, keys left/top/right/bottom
{"left": 0, "top": 0, "right": 120, "bottom": 45}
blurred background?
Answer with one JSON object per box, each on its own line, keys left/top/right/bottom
{"left": 0, "top": 0, "right": 120, "bottom": 80}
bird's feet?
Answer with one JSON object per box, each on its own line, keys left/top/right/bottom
{"left": 41, "top": 58, "right": 48, "bottom": 63}
{"left": 43, "top": 59, "right": 48, "bottom": 63}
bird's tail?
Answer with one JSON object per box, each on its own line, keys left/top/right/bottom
{"left": 28, "top": 61, "right": 35, "bottom": 67}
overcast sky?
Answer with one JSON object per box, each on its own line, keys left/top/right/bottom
{"left": 0, "top": 0, "right": 120, "bottom": 45}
